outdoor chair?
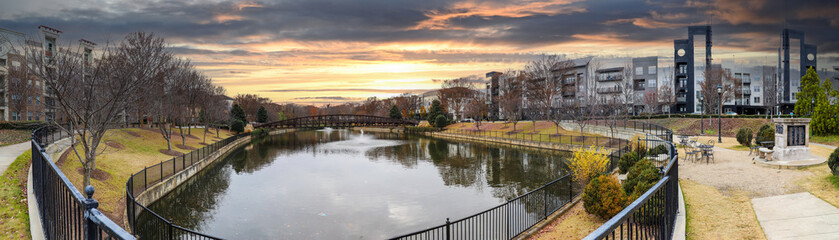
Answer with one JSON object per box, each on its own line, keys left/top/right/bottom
{"left": 749, "top": 139, "right": 761, "bottom": 156}
{"left": 685, "top": 146, "right": 701, "bottom": 163}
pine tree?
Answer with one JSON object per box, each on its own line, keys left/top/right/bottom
{"left": 231, "top": 104, "right": 247, "bottom": 123}
{"left": 389, "top": 105, "right": 402, "bottom": 119}
{"left": 257, "top": 106, "right": 268, "bottom": 123}
{"left": 427, "top": 100, "right": 445, "bottom": 122}
{"left": 794, "top": 67, "right": 823, "bottom": 118}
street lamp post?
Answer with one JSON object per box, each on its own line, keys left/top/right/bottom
{"left": 717, "top": 85, "right": 722, "bottom": 143}
{"left": 699, "top": 95, "right": 704, "bottom": 135}
{"left": 811, "top": 98, "right": 815, "bottom": 117}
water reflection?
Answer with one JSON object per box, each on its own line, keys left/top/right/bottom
{"left": 139, "top": 129, "right": 569, "bottom": 239}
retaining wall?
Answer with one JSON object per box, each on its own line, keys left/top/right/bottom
{"left": 130, "top": 129, "right": 295, "bottom": 217}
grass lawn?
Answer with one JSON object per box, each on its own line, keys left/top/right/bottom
{"left": 681, "top": 179, "right": 766, "bottom": 240}
{"left": 528, "top": 201, "right": 605, "bottom": 240}
{"left": 0, "top": 150, "right": 32, "bottom": 240}
{"left": 643, "top": 118, "right": 771, "bottom": 138}
{"left": 810, "top": 135, "right": 839, "bottom": 146}
{"left": 58, "top": 127, "right": 233, "bottom": 225}
{"left": 0, "top": 130, "right": 30, "bottom": 147}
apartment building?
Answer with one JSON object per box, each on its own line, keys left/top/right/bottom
{"left": 0, "top": 25, "right": 90, "bottom": 122}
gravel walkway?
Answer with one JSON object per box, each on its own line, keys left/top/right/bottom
{"left": 678, "top": 146, "right": 812, "bottom": 198}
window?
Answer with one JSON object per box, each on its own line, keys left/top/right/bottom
{"left": 754, "top": 86, "right": 760, "bottom": 92}
{"left": 11, "top": 112, "right": 18, "bottom": 121}
{"left": 648, "top": 80, "right": 657, "bottom": 88}
{"left": 28, "top": 96, "right": 32, "bottom": 104}
{"left": 27, "top": 112, "right": 32, "bottom": 121}
{"left": 754, "top": 97, "right": 760, "bottom": 104}
{"left": 36, "top": 96, "right": 40, "bottom": 105}
{"left": 635, "top": 67, "right": 644, "bottom": 75}
{"left": 678, "top": 64, "right": 687, "bottom": 74}
{"left": 648, "top": 66, "right": 656, "bottom": 74}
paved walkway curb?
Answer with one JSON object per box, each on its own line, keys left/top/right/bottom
{"left": 27, "top": 136, "right": 72, "bottom": 240}
{"left": 673, "top": 181, "right": 686, "bottom": 240}
{"left": 0, "top": 142, "right": 29, "bottom": 174}
{"left": 752, "top": 192, "right": 839, "bottom": 240}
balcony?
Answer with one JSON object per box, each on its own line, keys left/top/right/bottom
{"left": 677, "top": 95, "right": 687, "bottom": 103}
{"left": 742, "top": 89, "right": 751, "bottom": 95}
{"left": 596, "top": 86, "right": 622, "bottom": 94}
{"left": 563, "top": 79, "right": 575, "bottom": 85}
{"left": 742, "top": 78, "right": 751, "bottom": 84}
{"left": 562, "top": 90, "right": 576, "bottom": 97}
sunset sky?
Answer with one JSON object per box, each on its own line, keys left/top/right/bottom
{"left": 2, "top": 0, "right": 838, "bottom": 105}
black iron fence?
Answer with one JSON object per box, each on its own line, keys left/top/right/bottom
{"left": 389, "top": 174, "right": 575, "bottom": 240}
{"left": 583, "top": 138, "right": 679, "bottom": 240}
{"left": 31, "top": 125, "right": 135, "bottom": 240}
{"left": 125, "top": 133, "right": 249, "bottom": 240}
{"left": 394, "top": 119, "right": 675, "bottom": 240}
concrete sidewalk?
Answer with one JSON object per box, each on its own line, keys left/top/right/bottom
{"left": 752, "top": 192, "right": 839, "bottom": 240}
{"left": 0, "top": 142, "right": 29, "bottom": 174}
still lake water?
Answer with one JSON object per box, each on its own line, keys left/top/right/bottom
{"left": 140, "top": 129, "right": 570, "bottom": 239}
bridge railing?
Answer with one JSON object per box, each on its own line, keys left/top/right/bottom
{"left": 30, "top": 125, "right": 135, "bottom": 240}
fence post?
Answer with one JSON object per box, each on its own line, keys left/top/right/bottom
{"left": 445, "top": 218, "right": 451, "bottom": 240}
{"left": 544, "top": 188, "right": 548, "bottom": 220}
{"left": 144, "top": 166, "right": 147, "bottom": 189}
{"left": 83, "top": 186, "right": 99, "bottom": 240}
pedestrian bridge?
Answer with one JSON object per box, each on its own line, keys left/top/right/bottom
{"left": 255, "top": 114, "right": 418, "bottom": 128}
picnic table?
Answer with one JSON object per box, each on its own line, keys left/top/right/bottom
{"left": 697, "top": 144, "right": 714, "bottom": 164}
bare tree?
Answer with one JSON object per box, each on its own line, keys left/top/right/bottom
{"left": 619, "top": 63, "right": 635, "bottom": 114}
{"left": 761, "top": 66, "right": 777, "bottom": 117}
{"left": 659, "top": 82, "right": 675, "bottom": 118}
{"left": 464, "top": 96, "right": 486, "bottom": 130}
{"left": 499, "top": 70, "right": 523, "bottom": 131}
{"left": 27, "top": 32, "right": 169, "bottom": 187}
{"left": 525, "top": 55, "right": 572, "bottom": 133}
{"left": 700, "top": 66, "right": 740, "bottom": 115}
{"left": 643, "top": 88, "right": 661, "bottom": 118}
{"left": 564, "top": 59, "right": 600, "bottom": 137}
{"left": 438, "top": 78, "right": 475, "bottom": 122}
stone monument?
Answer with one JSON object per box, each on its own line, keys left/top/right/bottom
{"left": 754, "top": 118, "right": 823, "bottom": 168}
{"left": 773, "top": 118, "right": 813, "bottom": 161}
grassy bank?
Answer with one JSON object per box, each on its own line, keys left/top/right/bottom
{"left": 58, "top": 127, "right": 232, "bottom": 225}
{"left": 444, "top": 122, "right": 615, "bottom": 146}
{"left": 0, "top": 150, "right": 32, "bottom": 239}
{"left": 640, "top": 118, "right": 771, "bottom": 138}
{"left": 0, "top": 130, "right": 29, "bottom": 147}
{"left": 528, "top": 201, "right": 605, "bottom": 240}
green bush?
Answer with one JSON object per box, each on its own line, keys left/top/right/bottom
{"left": 405, "top": 126, "right": 438, "bottom": 133}
{"left": 755, "top": 125, "right": 775, "bottom": 146}
{"left": 434, "top": 115, "right": 449, "bottom": 129}
{"left": 647, "top": 145, "right": 669, "bottom": 156}
{"left": 0, "top": 121, "right": 49, "bottom": 130}
{"left": 623, "top": 159, "right": 661, "bottom": 198}
{"left": 829, "top": 147, "right": 839, "bottom": 176}
{"left": 583, "top": 175, "right": 627, "bottom": 220}
{"left": 251, "top": 128, "right": 269, "bottom": 138}
{"left": 736, "top": 128, "right": 754, "bottom": 147}
{"left": 618, "top": 152, "right": 640, "bottom": 174}
{"left": 231, "top": 119, "right": 245, "bottom": 133}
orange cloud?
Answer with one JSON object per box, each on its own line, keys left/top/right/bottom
{"left": 414, "top": 0, "right": 585, "bottom": 30}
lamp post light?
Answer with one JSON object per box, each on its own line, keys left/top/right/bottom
{"left": 699, "top": 95, "right": 704, "bottom": 135}
{"left": 717, "top": 84, "right": 722, "bottom": 143}
{"left": 811, "top": 98, "right": 815, "bottom": 117}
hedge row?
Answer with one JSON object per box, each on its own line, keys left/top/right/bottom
{"left": 629, "top": 114, "right": 783, "bottom": 120}
{"left": 0, "top": 121, "right": 50, "bottom": 130}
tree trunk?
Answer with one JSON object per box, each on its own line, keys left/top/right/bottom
{"left": 179, "top": 122, "right": 186, "bottom": 146}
